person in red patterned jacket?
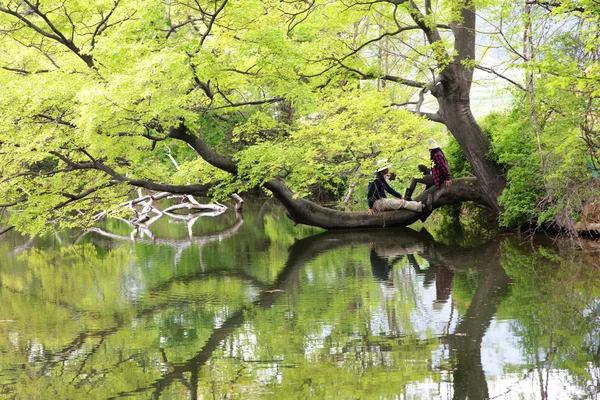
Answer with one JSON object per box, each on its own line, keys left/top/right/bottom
{"left": 427, "top": 138, "right": 452, "bottom": 188}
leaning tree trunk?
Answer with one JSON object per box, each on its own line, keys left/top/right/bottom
{"left": 430, "top": 4, "right": 506, "bottom": 213}
{"left": 437, "top": 88, "right": 506, "bottom": 214}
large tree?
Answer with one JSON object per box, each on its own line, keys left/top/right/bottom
{"left": 0, "top": 0, "right": 535, "bottom": 235}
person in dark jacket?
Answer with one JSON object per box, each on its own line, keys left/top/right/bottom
{"left": 427, "top": 139, "right": 452, "bottom": 188}
{"left": 367, "top": 159, "right": 432, "bottom": 216}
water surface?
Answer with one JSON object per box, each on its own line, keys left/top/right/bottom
{"left": 1, "top": 202, "right": 599, "bottom": 399}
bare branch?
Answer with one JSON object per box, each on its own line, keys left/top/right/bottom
{"left": 47, "top": 150, "right": 215, "bottom": 196}
{"left": 0, "top": 199, "right": 26, "bottom": 207}
{"left": 340, "top": 26, "right": 425, "bottom": 62}
{"left": 391, "top": 101, "right": 418, "bottom": 107}
{"left": 334, "top": 59, "right": 426, "bottom": 88}
{"left": 0, "top": 226, "right": 15, "bottom": 236}
{"left": 166, "top": 17, "right": 203, "bottom": 39}
{"left": 12, "top": 1, "right": 95, "bottom": 68}
{"left": 2, "top": 66, "right": 50, "bottom": 75}
{"left": 208, "top": 97, "right": 285, "bottom": 111}
{"left": 91, "top": 0, "right": 122, "bottom": 49}
{"left": 414, "top": 111, "right": 444, "bottom": 123}
{"left": 475, "top": 65, "right": 526, "bottom": 91}
{"left": 527, "top": 1, "right": 586, "bottom": 12}
{"left": 54, "top": 182, "right": 117, "bottom": 210}
{"left": 34, "top": 114, "right": 76, "bottom": 128}
{"left": 199, "top": 0, "right": 229, "bottom": 47}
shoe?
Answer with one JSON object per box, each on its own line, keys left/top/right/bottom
{"left": 404, "top": 188, "right": 414, "bottom": 201}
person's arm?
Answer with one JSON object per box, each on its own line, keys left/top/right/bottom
{"left": 383, "top": 180, "right": 403, "bottom": 198}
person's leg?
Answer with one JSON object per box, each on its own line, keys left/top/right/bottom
{"left": 373, "top": 198, "right": 392, "bottom": 211}
{"left": 397, "top": 198, "right": 423, "bottom": 212}
{"left": 405, "top": 178, "right": 418, "bottom": 200}
{"left": 375, "top": 198, "right": 423, "bottom": 212}
{"left": 421, "top": 174, "right": 434, "bottom": 188}
{"left": 406, "top": 175, "right": 435, "bottom": 200}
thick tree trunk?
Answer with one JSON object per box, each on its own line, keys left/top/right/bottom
{"left": 438, "top": 94, "right": 506, "bottom": 213}
{"left": 429, "top": 4, "right": 507, "bottom": 213}
{"left": 264, "top": 177, "right": 491, "bottom": 229}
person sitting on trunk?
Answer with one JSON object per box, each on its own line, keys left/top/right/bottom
{"left": 404, "top": 164, "right": 433, "bottom": 201}
{"left": 427, "top": 138, "right": 452, "bottom": 189}
{"left": 367, "top": 159, "right": 432, "bottom": 216}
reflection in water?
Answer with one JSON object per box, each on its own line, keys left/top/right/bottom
{"left": 0, "top": 206, "right": 600, "bottom": 399}
{"left": 295, "top": 229, "right": 510, "bottom": 400}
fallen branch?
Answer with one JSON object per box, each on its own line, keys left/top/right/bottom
{"left": 93, "top": 190, "right": 244, "bottom": 227}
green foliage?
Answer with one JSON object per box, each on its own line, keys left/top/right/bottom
{"left": 479, "top": 111, "right": 545, "bottom": 227}
{"left": 479, "top": 0, "right": 600, "bottom": 229}
{"left": 0, "top": 0, "right": 462, "bottom": 234}
{"left": 484, "top": 86, "right": 598, "bottom": 228}
{"left": 2, "top": 0, "right": 600, "bottom": 235}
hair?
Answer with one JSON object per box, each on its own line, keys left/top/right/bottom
{"left": 430, "top": 147, "right": 445, "bottom": 160}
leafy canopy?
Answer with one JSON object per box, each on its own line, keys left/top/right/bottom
{"left": 0, "top": 0, "right": 462, "bottom": 235}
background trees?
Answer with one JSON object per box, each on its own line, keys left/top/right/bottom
{"left": 0, "top": 0, "right": 598, "bottom": 234}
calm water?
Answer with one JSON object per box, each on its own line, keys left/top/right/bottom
{"left": 1, "top": 202, "right": 600, "bottom": 399}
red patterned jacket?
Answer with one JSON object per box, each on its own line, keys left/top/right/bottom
{"left": 431, "top": 150, "right": 451, "bottom": 188}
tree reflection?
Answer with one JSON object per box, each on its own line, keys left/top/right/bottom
{"left": 129, "top": 227, "right": 512, "bottom": 398}
{"left": 291, "top": 229, "right": 511, "bottom": 400}
{"left": 3, "top": 217, "right": 600, "bottom": 399}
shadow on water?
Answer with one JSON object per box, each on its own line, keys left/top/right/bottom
{"left": 118, "top": 227, "right": 511, "bottom": 399}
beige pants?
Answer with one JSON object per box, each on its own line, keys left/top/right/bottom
{"left": 374, "top": 198, "right": 423, "bottom": 212}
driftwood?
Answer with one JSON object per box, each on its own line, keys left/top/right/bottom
{"left": 93, "top": 190, "right": 243, "bottom": 231}
{"left": 79, "top": 210, "right": 244, "bottom": 267}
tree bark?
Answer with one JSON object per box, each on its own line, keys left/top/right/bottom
{"left": 264, "top": 177, "right": 491, "bottom": 229}
{"left": 436, "top": 89, "right": 506, "bottom": 213}
{"left": 428, "top": 2, "right": 506, "bottom": 213}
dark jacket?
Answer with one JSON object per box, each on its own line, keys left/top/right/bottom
{"left": 367, "top": 172, "right": 403, "bottom": 209}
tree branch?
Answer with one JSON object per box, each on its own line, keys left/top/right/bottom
{"left": 475, "top": 65, "right": 526, "bottom": 91}
{"left": 167, "top": 125, "right": 238, "bottom": 174}
{"left": 54, "top": 182, "right": 117, "bottom": 210}
{"left": 414, "top": 111, "right": 444, "bottom": 123}
{"left": 527, "top": 1, "right": 586, "bottom": 12}
{"left": 340, "top": 26, "right": 424, "bottom": 62}
{"left": 208, "top": 97, "right": 285, "bottom": 111}
{"left": 34, "top": 114, "right": 76, "bottom": 128}
{"left": 334, "top": 59, "right": 426, "bottom": 88}
{"left": 91, "top": 0, "right": 123, "bottom": 49}
{"left": 199, "top": 0, "right": 229, "bottom": 47}
{"left": 405, "top": 0, "right": 443, "bottom": 47}
{"left": 2, "top": 66, "right": 50, "bottom": 75}
{"left": 0, "top": 226, "right": 15, "bottom": 235}
{"left": 18, "top": 1, "right": 95, "bottom": 68}
{"left": 47, "top": 150, "right": 214, "bottom": 196}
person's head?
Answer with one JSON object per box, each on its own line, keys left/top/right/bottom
{"left": 376, "top": 159, "right": 392, "bottom": 175}
{"left": 427, "top": 138, "right": 440, "bottom": 150}
{"left": 427, "top": 138, "right": 445, "bottom": 159}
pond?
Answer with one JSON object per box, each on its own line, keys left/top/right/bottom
{"left": 1, "top": 201, "right": 600, "bottom": 399}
